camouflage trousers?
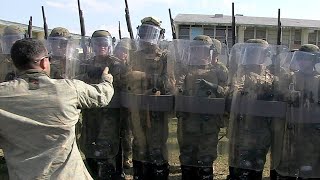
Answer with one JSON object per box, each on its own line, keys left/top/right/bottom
{"left": 177, "top": 113, "right": 221, "bottom": 166}
{"left": 228, "top": 115, "right": 273, "bottom": 171}
{"left": 129, "top": 109, "right": 169, "bottom": 164}
{"left": 81, "top": 108, "right": 121, "bottom": 171}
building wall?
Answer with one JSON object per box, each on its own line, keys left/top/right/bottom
{"left": 177, "top": 23, "right": 320, "bottom": 49}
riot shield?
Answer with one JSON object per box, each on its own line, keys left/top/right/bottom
{"left": 228, "top": 43, "right": 289, "bottom": 171}
{"left": 274, "top": 50, "right": 320, "bottom": 178}
{"left": 173, "top": 39, "right": 228, "bottom": 175}
{"left": 78, "top": 37, "right": 129, "bottom": 179}
{"left": 46, "top": 37, "right": 81, "bottom": 79}
{"left": 0, "top": 34, "right": 24, "bottom": 82}
{"left": 218, "top": 43, "right": 229, "bottom": 66}
{"left": 120, "top": 39, "right": 175, "bottom": 175}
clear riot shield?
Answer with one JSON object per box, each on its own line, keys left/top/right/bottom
{"left": 274, "top": 50, "right": 320, "bottom": 178}
{"left": 218, "top": 43, "right": 229, "bottom": 66}
{"left": 172, "top": 39, "right": 227, "bottom": 175}
{"left": 0, "top": 34, "right": 24, "bottom": 82}
{"left": 120, "top": 40, "right": 175, "bottom": 171}
{"left": 78, "top": 37, "right": 129, "bottom": 178}
{"left": 228, "top": 43, "right": 289, "bottom": 171}
{"left": 46, "top": 37, "right": 81, "bottom": 79}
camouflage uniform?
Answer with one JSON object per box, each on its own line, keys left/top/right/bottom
{"left": 0, "top": 25, "right": 24, "bottom": 82}
{"left": 274, "top": 44, "right": 320, "bottom": 180}
{"left": 176, "top": 36, "right": 228, "bottom": 180}
{"left": 114, "top": 38, "right": 133, "bottom": 169}
{"left": 124, "top": 17, "right": 173, "bottom": 180}
{"left": 227, "top": 39, "right": 286, "bottom": 180}
{"left": 80, "top": 30, "right": 127, "bottom": 180}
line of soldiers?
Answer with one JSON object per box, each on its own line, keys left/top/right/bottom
{"left": 1, "top": 16, "right": 320, "bottom": 180}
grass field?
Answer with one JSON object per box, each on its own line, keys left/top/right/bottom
{"left": 0, "top": 118, "right": 271, "bottom": 180}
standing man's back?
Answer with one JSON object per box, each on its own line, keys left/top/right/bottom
{"left": 0, "top": 38, "right": 114, "bottom": 180}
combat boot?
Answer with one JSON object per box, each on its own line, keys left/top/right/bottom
{"left": 150, "top": 163, "right": 169, "bottom": 180}
{"left": 133, "top": 160, "right": 144, "bottom": 180}
{"left": 197, "top": 166, "right": 214, "bottom": 180}
{"left": 181, "top": 165, "right": 197, "bottom": 180}
{"left": 227, "top": 166, "right": 263, "bottom": 180}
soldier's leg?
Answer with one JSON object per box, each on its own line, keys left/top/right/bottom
{"left": 228, "top": 117, "right": 271, "bottom": 180}
{"left": 146, "top": 111, "right": 169, "bottom": 180}
{"left": 130, "top": 110, "right": 148, "bottom": 180}
{"left": 120, "top": 108, "right": 132, "bottom": 169}
{"left": 177, "top": 114, "right": 199, "bottom": 180}
{"left": 196, "top": 116, "right": 221, "bottom": 180}
{"left": 95, "top": 109, "right": 121, "bottom": 179}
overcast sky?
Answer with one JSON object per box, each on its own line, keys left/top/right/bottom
{"left": 1, "top": 0, "right": 320, "bottom": 40}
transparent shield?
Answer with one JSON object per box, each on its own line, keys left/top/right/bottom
{"left": 1, "top": 34, "right": 24, "bottom": 54}
{"left": 120, "top": 40, "right": 175, "bottom": 167}
{"left": 274, "top": 65, "right": 320, "bottom": 178}
{"left": 90, "top": 36, "right": 113, "bottom": 57}
{"left": 228, "top": 43, "right": 289, "bottom": 171}
{"left": 174, "top": 39, "right": 228, "bottom": 168}
{"left": 136, "top": 24, "right": 161, "bottom": 45}
{"left": 289, "top": 51, "right": 320, "bottom": 73}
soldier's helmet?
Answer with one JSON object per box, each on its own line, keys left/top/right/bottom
{"left": 48, "top": 27, "right": 71, "bottom": 57}
{"left": 241, "top": 39, "right": 271, "bottom": 65}
{"left": 90, "top": 30, "right": 113, "bottom": 56}
{"left": 2, "top": 25, "right": 25, "bottom": 54}
{"left": 188, "top": 35, "right": 214, "bottom": 66}
{"left": 114, "top": 37, "right": 132, "bottom": 61}
{"left": 136, "top": 16, "right": 165, "bottom": 45}
{"left": 290, "top": 44, "right": 320, "bottom": 72}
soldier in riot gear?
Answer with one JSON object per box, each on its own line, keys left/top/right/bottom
{"left": 274, "top": 44, "right": 320, "bottom": 180}
{"left": 47, "top": 27, "right": 71, "bottom": 79}
{"left": 227, "top": 39, "right": 288, "bottom": 180}
{"left": 0, "top": 25, "right": 25, "bottom": 82}
{"left": 123, "top": 16, "right": 174, "bottom": 180}
{"left": 80, "top": 30, "right": 126, "bottom": 180}
{"left": 114, "top": 38, "right": 133, "bottom": 169}
{"left": 175, "top": 35, "right": 228, "bottom": 180}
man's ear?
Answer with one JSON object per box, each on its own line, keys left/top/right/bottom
{"left": 39, "top": 58, "right": 49, "bottom": 70}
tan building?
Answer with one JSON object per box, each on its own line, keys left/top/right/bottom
{"left": 174, "top": 13, "right": 320, "bottom": 49}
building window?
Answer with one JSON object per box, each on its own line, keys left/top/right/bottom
{"left": 294, "top": 30, "right": 301, "bottom": 45}
{"left": 282, "top": 29, "right": 291, "bottom": 47}
{"left": 178, "top": 25, "right": 190, "bottom": 39}
{"left": 317, "top": 31, "right": 320, "bottom": 46}
{"left": 190, "top": 25, "right": 203, "bottom": 40}
{"left": 215, "top": 26, "right": 227, "bottom": 44}
{"left": 256, "top": 27, "right": 266, "bottom": 40}
{"left": 203, "top": 26, "right": 214, "bottom": 38}
{"left": 244, "top": 27, "right": 254, "bottom": 42}
{"left": 308, "top": 31, "right": 317, "bottom": 45}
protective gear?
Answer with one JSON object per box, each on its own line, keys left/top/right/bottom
{"left": 137, "top": 17, "right": 165, "bottom": 46}
{"left": 121, "top": 39, "right": 174, "bottom": 180}
{"left": 228, "top": 42, "right": 289, "bottom": 179}
{"left": 173, "top": 38, "right": 228, "bottom": 180}
{"left": 0, "top": 25, "right": 24, "bottom": 82}
{"left": 49, "top": 27, "right": 70, "bottom": 38}
{"left": 91, "top": 30, "right": 113, "bottom": 56}
{"left": 1, "top": 25, "right": 24, "bottom": 54}
{"left": 273, "top": 44, "right": 320, "bottom": 179}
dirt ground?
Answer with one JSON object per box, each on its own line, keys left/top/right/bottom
{"left": 0, "top": 118, "right": 271, "bottom": 180}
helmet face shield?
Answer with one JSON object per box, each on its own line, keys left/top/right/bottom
{"left": 239, "top": 44, "right": 272, "bottom": 66}
{"left": 137, "top": 24, "right": 161, "bottom": 45}
{"left": 1, "top": 34, "right": 24, "bottom": 54}
{"left": 90, "top": 36, "right": 113, "bottom": 56}
{"left": 47, "top": 37, "right": 69, "bottom": 57}
{"left": 187, "top": 45, "right": 211, "bottom": 66}
{"left": 290, "top": 51, "right": 319, "bottom": 72}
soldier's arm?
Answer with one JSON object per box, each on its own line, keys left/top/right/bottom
{"left": 70, "top": 68, "right": 114, "bottom": 109}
